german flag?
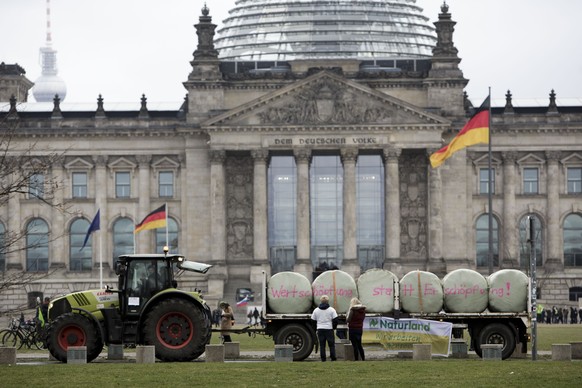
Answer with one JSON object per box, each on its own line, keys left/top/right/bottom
{"left": 135, "top": 204, "right": 166, "bottom": 233}
{"left": 430, "top": 96, "right": 490, "bottom": 168}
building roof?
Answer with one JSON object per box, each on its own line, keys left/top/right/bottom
{"left": 214, "top": 0, "right": 437, "bottom": 62}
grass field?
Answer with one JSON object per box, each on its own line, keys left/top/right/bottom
{"left": 1, "top": 324, "right": 580, "bottom": 387}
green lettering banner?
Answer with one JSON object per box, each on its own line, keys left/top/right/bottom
{"left": 362, "top": 317, "right": 452, "bottom": 356}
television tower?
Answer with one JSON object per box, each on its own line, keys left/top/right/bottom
{"left": 33, "top": 0, "right": 67, "bottom": 102}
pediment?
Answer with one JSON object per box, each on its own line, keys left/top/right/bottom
{"left": 64, "top": 157, "right": 94, "bottom": 170}
{"left": 202, "top": 71, "right": 449, "bottom": 129}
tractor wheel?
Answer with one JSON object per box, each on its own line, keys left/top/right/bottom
{"left": 474, "top": 323, "right": 516, "bottom": 360}
{"left": 47, "top": 313, "right": 103, "bottom": 362}
{"left": 143, "top": 298, "right": 210, "bottom": 362}
{"left": 274, "top": 324, "right": 314, "bottom": 361}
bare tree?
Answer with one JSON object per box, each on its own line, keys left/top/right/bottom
{"left": 0, "top": 104, "right": 67, "bottom": 311}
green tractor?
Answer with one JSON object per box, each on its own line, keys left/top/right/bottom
{"left": 46, "top": 253, "right": 213, "bottom": 362}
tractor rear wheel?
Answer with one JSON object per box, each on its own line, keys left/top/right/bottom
{"left": 143, "top": 298, "right": 210, "bottom": 361}
{"left": 47, "top": 313, "right": 103, "bottom": 362}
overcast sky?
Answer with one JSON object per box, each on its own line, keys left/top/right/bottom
{"left": 1, "top": 0, "right": 581, "bottom": 105}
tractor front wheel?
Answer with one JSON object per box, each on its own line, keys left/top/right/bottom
{"left": 143, "top": 298, "right": 210, "bottom": 361}
{"left": 46, "top": 313, "right": 103, "bottom": 362}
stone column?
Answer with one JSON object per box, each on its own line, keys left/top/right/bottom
{"left": 208, "top": 150, "right": 228, "bottom": 299}
{"left": 545, "top": 151, "right": 562, "bottom": 268}
{"left": 93, "top": 156, "right": 108, "bottom": 268}
{"left": 136, "top": 155, "right": 152, "bottom": 253}
{"left": 50, "top": 162, "right": 66, "bottom": 269}
{"left": 383, "top": 147, "right": 401, "bottom": 268}
{"left": 293, "top": 149, "right": 312, "bottom": 278}
{"left": 6, "top": 163, "right": 22, "bottom": 270}
{"left": 502, "top": 152, "right": 518, "bottom": 267}
{"left": 341, "top": 148, "right": 359, "bottom": 278}
{"left": 427, "top": 149, "right": 445, "bottom": 274}
{"left": 209, "top": 150, "right": 227, "bottom": 264}
{"left": 251, "top": 149, "right": 270, "bottom": 284}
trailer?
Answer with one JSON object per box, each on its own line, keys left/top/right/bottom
{"left": 220, "top": 271, "right": 531, "bottom": 361}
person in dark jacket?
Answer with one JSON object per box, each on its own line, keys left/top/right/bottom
{"left": 346, "top": 297, "right": 366, "bottom": 361}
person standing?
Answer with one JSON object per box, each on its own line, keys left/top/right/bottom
{"left": 311, "top": 295, "right": 338, "bottom": 362}
{"left": 219, "top": 301, "right": 234, "bottom": 343}
{"left": 346, "top": 297, "right": 366, "bottom": 361}
{"left": 253, "top": 307, "right": 260, "bottom": 325}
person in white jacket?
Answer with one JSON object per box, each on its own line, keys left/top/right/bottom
{"left": 311, "top": 295, "right": 338, "bottom": 361}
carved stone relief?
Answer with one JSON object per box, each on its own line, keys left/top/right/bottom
{"left": 399, "top": 151, "right": 428, "bottom": 258}
{"left": 257, "top": 78, "right": 392, "bottom": 125}
{"left": 225, "top": 154, "right": 254, "bottom": 260}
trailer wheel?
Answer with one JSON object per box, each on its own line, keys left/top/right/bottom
{"left": 47, "top": 313, "right": 103, "bottom": 362}
{"left": 143, "top": 298, "right": 210, "bottom": 362}
{"left": 475, "top": 323, "right": 516, "bottom": 360}
{"left": 274, "top": 324, "right": 314, "bottom": 361}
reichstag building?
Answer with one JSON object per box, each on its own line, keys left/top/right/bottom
{"left": 1, "top": 1, "right": 581, "bottom": 311}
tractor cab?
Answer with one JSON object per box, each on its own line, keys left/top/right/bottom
{"left": 115, "top": 253, "right": 212, "bottom": 318}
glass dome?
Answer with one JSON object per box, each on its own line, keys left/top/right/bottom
{"left": 215, "top": 0, "right": 437, "bottom": 62}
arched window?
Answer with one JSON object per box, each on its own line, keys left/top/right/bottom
{"left": 0, "top": 222, "right": 5, "bottom": 272}
{"left": 70, "top": 218, "right": 92, "bottom": 271}
{"left": 564, "top": 214, "right": 582, "bottom": 267}
{"left": 519, "top": 215, "right": 543, "bottom": 268}
{"left": 155, "top": 217, "right": 179, "bottom": 254}
{"left": 26, "top": 218, "right": 49, "bottom": 272}
{"left": 113, "top": 218, "right": 134, "bottom": 265}
{"left": 476, "top": 214, "right": 499, "bottom": 267}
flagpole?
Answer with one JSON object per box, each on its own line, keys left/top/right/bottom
{"left": 99, "top": 230, "right": 103, "bottom": 289}
{"left": 488, "top": 87, "right": 494, "bottom": 275}
{"left": 165, "top": 203, "right": 169, "bottom": 250}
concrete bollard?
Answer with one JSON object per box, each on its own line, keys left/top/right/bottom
{"left": 274, "top": 345, "right": 293, "bottom": 362}
{"left": 67, "top": 346, "right": 87, "bottom": 364}
{"left": 481, "top": 344, "right": 502, "bottom": 361}
{"left": 451, "top": 339, "right": 468, "bottom": 359}
{"left": 335, "top": 340, "right": 354, "bottom": 361}
{"left": 551, "top": 344, "right": 571, "bottom": 361}
{"left": 224, "top": 342, "right": 240, "bottom": 359}
{"left": 570, "top": 342, "right": 582, "bottom": 360}
{"left": 0, "top": 347, "right": 17, "bottom": 364}
{"left": 107, "top": 344, "right": 124, "bottom": 360}
{"left": 413, "top": 344, "right": 432, "bottom": 360}
{"left": 136, "top": 345, "right": 156, "bottom": 364}
{"left": 511, "top": 343, "right": 527, "bottom": 359}
{"left": 205, "top": 344, "right": 225, "bottom": 362}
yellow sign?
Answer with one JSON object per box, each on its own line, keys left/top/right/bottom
{"left": 362, "top": 317, "right": 453, "bottom": 356}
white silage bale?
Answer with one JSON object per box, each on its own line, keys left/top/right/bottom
{"left": 488, "top": 269, "right": 529, "bottom": 312}
{"left": 312, "top": 270, "right": 357, "bottom": 312}
{"left": 399, "top": 270, "right": 443, "bottom": 313}
{"left": 442, "top": 269, "right": 488, "bottom": 313}
{"left": 356, "top": 269, "right": 398, "bottom": 313}
{"left": 267, "top": 272, "right": 313, "bottom": 313}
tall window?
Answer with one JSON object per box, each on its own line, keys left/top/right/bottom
{"left": 0, "top": 222, "right": 5, "bottom": 272}
{"left": 268, "top": 156, "right": 297, "bottom": 274}
{"left": 564, "top": 213, "right": 582, "bottom": 267}
{"left": 156, "top": 217, "right": 179, "bottom": 254}
{"left": 519, "top": 215, "right": 543, "bottom": 268}
{"left": 357, "top": 154, "right": 385, "bottom": 271}
{"left": 479, "top": 168, "right": 495, "bottom": 195}
{"left": 70, "top": 218, "right": 92, "bottom": 271}
{"left": 523, "top": 168, "right": 539, "bottom": 194}
{"left": 113, "top": 218, "right": 134, "bottom": 265}
{"left": 29, "top": 173, "right": 45, "bottom": 199}
{"left": 115, "top": 172, "right": 131, "bottom": 198}
{"left": 311, "top": 155, "right": 343, "bottom": 269}
{"left": 72, "top": 172, "right": 88, "bottom": 198}
{"left": 26, "top": 218, "right": 49, "bottom": 272}
{"left": 159, "top": 171, "right": 174, "bottom": 198}
{"left": 476, "top": 214, "right": 499, "bottom": 267}
{"left": 567, "top": 167, "right": 582, "bottom": 194}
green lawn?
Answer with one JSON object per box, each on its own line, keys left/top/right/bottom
{"left": 1, "top": 324, "right": 581, "bottom": 387}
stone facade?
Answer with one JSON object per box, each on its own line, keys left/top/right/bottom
{"left": 0, "top": 6, "right": 581, "bottom": 312}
